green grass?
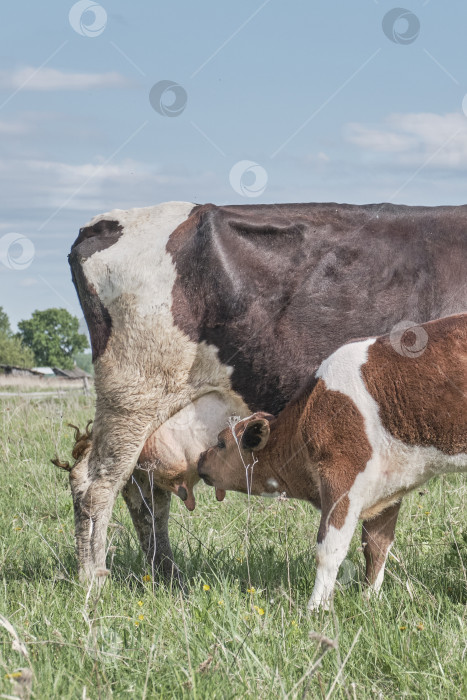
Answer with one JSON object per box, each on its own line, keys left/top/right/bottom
{"left": 0, "top": 394, "right": 466, "bottom": 699}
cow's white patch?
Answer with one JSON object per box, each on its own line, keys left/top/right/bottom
{"left": 79, "top": 202, "right": 250, "bottom": 443}
{"left": 83, "top": 201, "right": 194, "bottom": 316}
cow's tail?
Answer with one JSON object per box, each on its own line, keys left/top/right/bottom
{"left": 51, "top": 420, "right": 93, "bottom": 472}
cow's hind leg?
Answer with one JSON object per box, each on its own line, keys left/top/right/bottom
{"left": 70, "top": 416, "right": 148, "bottom": 584}
{"left": 122, "top": 469, "right": 181, "bottom": 584}
{"left": 362, "top": 501, "right": 401, "bottom": 594}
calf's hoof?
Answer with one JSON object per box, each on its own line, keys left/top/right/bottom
{"left": 307, "top": 596, "right": 331, "bottom": 613}
{"left": 362, "top": 585, "right": 383, "bottom": 602}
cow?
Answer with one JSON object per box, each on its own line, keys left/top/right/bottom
{"left": 197, "top": 314, "right": 467, "bottom": 610}
{"left": 68, "top": 200, "right": 467, "bottom": 584}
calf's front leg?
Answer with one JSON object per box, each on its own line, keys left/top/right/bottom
{"left": 362, "top": 501, "right": 401, "bottom": 594}
{"left": 308, "top": 474, "right": 362, "bottom": 612}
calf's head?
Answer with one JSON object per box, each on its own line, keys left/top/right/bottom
{"left": 197, "top": 412, "right": 277, "bottom": 500}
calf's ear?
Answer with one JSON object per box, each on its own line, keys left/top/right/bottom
{"left": 241, "top": 418, "right": 271, "bottom": 451}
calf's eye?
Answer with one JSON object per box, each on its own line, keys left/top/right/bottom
{"left": 217, "top": 439, "right": 226, "bottom": 449}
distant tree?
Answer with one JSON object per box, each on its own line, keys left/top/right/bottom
{"left": 18, "top": 308, "right": 89, "bottom": 370}
{"left": 0, "top": 334, "right": 36, "bottom": 367}
{"left": 74, "top": 351, "right": 94, "bottom": 376}
{"left": 0, "top": 307, "right": 35, "bottom": 367}
{"left": 0, "top": 306, "right": 11, "bottom": 336}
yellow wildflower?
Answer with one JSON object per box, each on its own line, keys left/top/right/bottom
{"left": 254, "top": 605, "right": 265, "bottom": 616}
{"left": 246, "top": 587, "right": 255, "bottom": 594}
{"left": 142, "top": 574, "right": 151, "bottom": 582}
{"left": 203, "top": 584, "right": 210, "bottom": 591}
{"left": 218, "top": 600, "right": 224, "bottom": 606}
{"left": 134, "top": 621, "right": 139, "bottom": 627}
{"left": 138, "top": 614, "right": 144, "bottom": 621}
{"left": 5, "top": 672, "right": 23, "bottom": 679}
{"left": 291, "top": 620, "right": 297, "bottom": 626}
{"left": 399, "top": 625, "right": 406, "bottom": 630}
{"left": 137, "top": 600, "right": 143, "bottom": 607}
{"left": 416, "top": 622, "right": 424, "bottom": 631}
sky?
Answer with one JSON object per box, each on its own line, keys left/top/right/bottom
{"left": 1, "top": 0, "right": 467, "bottom": 329}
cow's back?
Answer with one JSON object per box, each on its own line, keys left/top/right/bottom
{"left": 167, "top": 202, "right": 467, "bottom": 413}
{"left": 70, "top": 201, "right": 467, "bottom": 418}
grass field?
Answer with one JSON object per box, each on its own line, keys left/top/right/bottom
{"left": 1, "top": 393, "right": 466, "bottom": 699}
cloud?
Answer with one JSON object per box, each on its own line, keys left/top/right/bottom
{"left": 19, "top": 277, "right": 39, "bottom": 288}
{"left": 346, "top": 112, "right": 467, "bottom": 168}
{"left": 0, "top": 120, "right": 29, "bottom": 134}
{"left": 0, "top": 66, "right": 133, "bottom": 91}
{"left": 0, "top": 156, "right": 214, "bottom": 218}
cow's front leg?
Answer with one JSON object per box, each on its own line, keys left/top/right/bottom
{"left": 308, "top": 476, "right": 361, "bottom": 612}
{"left": 122, "top": 469, "right": 182, "bottom": 585}
{"left": 362, "top": 501, "right": 401, "bottom": 594}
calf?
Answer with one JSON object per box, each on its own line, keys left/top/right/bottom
{"left": 198, "top": 314, "right": 467, "bottom": 610}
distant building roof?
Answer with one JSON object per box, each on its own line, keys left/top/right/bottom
{"left": 52, "top": 366, "right": 92, "bottom": 379}
{"left": 0, "top": 364, "right": 43, "bottom": 376}
{"left": 32, "top": 367, "right": 55, "bottom": 375}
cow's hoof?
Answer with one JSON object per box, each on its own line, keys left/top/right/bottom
{"left": 151, "top": 558, "right": 185, "bottom": 591}
{"left": 78, "top": 566, "right": 110, "bottom": 587}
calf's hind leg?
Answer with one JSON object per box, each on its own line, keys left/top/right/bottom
{"left": 122, "top": 469, "right": 181, "bottom": 584}
{"left": 362, "top": 501, "right": 401, "bottom": 594}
